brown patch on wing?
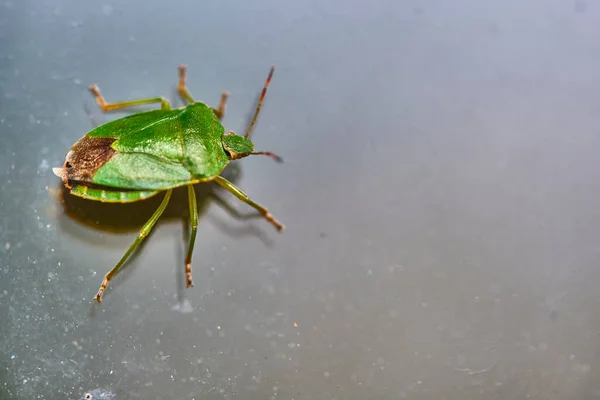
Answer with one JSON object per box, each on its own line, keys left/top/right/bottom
{"left": 54, "top": 136, "right": 117, "bottom": 185}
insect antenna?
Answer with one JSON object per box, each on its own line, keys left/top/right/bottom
{"left": 250, "top": 151, "right": 283, "bottom": 163}
{"left": 244, "top": 65, "right": 275, "bottom": 139}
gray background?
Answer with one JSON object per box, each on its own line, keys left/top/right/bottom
{"left": 2, "top": 0, "right": 600, "bottom": 398}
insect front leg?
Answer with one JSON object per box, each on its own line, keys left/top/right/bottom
{"left": 88, "top": 84, "right": 171, "bottom": 111}
{"left": 214, "top": 176, "right": 285, "bottom": 232}
{"left": 94, "top": 189, "right": 173, "bottom": 302}
{"left": 184, "top": 185, "right": 198, "bottom": 288}
{"left": 213, "top": 92, "right": 230, "bottom": 120}
{"left": 177, "top": 64, "right": 229, "bottom": 120}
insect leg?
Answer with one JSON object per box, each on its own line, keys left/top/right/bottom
{"left": 177, "top": 64, "right": 196, "bottom": 103}
{"left": 184, "top": 185, "right": 198, "bottom": 288}
{"left": 94, "top": 189, "right": 173, "bottom": 302}
{"left": 213, "top": 91, "right": 229, "bottom": 120}
{"left": 88, "top": 85, "right": 171, "bottom": 111}
{"left": 178, "top": 64, "right": 229, "bottom": 120}
{"left": 214, "top": 176, "right": 285, "bottom": 232}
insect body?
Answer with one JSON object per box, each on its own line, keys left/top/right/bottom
{"left": 53, "top": 65, "right": 284, "bottom": 302}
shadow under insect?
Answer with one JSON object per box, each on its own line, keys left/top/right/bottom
{"left": 56, "top": 162, "right": 245, "bottom": 233}
{"left": 56, "top": 162, "right": 279, "bottom": 305}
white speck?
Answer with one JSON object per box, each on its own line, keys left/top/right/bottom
{"left": 39, "top": 159, "right": 49, "bottom": 170}
{"left": 81, "top": 388, "right": 116, "bottom": 400}
{"left": 324, "top": 371, "right": 330, "bottom": 378}
{"left": 73, "top": 78, "right": 82, "bottom": 85}
{"left": 10, "top": 355, "right": 15, "bottom": 359}
{"left": 4, "top": 242, "right": 10, "bottom": 250}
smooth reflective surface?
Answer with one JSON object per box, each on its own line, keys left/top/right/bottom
{"left": 3, "top": 0, "right": 600, "bottom": 398}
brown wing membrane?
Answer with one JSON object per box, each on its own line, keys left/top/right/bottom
{"left": 53, "top": 136, "right": 117, "bottom": 185}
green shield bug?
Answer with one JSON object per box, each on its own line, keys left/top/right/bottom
{"left": 54, "top": 65, "right": 284, "bottom": 303}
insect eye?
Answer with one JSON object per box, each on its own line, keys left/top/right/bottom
{"left": 65, "top": 161, "right": 72, "bottom": 169}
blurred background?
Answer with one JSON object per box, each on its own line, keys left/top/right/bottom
{"left": 2, "top": 0, "right": 600, "bottom": 398}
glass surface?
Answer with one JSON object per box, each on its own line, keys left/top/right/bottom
{"left": 2, "top": 0, "right": 600, "bottom": 398}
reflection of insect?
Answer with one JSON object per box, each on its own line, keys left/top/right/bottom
{"left": 54, "top": 65, "right": 284, "bottom": 303}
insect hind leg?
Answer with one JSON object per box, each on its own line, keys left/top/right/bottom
{"left": 184, "top": 185, "right": 198, "bottom": 288}
{"left": 94, "top": 189, "right": 173, "bottom": 302}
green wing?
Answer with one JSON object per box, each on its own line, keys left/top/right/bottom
{"left": 87, "top": 109, "right": 174, "bottom": 139}
{"left": 91, "top": 152, "right": 194, "bottom": 190}
{"left": 88, "top": 109, "right": 186, "bottom": 163}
